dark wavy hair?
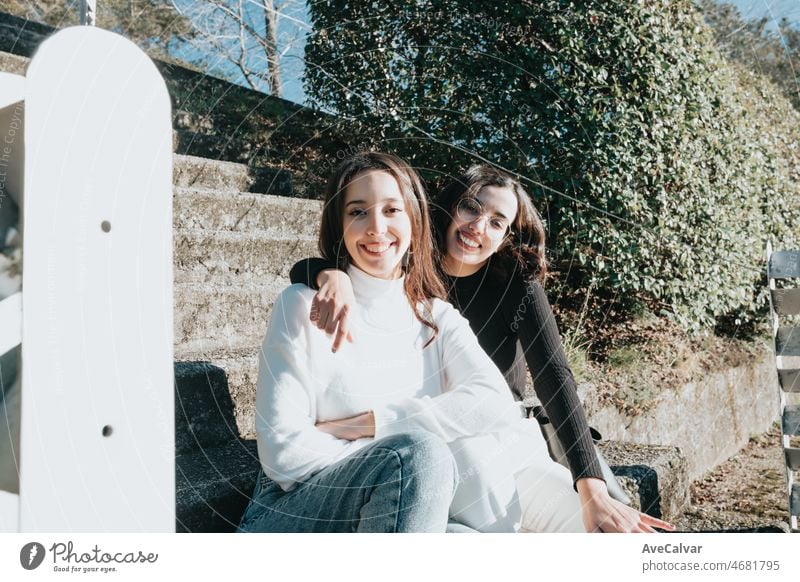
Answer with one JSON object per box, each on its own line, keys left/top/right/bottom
{"left": 318, "top": 151, "right": 447, "bottom": 345}
{"left": 431, "top": 164, "right": 547, "bottom": 281}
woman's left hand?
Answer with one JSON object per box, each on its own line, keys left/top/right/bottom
{"left": 315, "top": 411, "right": 375, "bottom": 440}
{"left": 577, "top": 477, "right": 675, "bottom": 533}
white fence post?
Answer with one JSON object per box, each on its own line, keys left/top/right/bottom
{"left": 15, "top": 26, "right": 174, "bottom": 532}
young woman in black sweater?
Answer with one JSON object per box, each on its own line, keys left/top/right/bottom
{"left": 290, "top": 164, "right": 672, "bottom": 533}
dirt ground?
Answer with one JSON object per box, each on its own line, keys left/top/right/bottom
{"left": 674, "top": 424, "right": 793, "bottom": 532}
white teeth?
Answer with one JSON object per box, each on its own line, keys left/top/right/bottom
{"left": 458, "top": 232, "right": 480, "bottom": 249}
{"left": 364, "top": 243, "right": 391, "bottom": 253}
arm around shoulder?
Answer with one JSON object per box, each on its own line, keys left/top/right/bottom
{"left": 289, "top": 257, "right": 338, "bottom": 290}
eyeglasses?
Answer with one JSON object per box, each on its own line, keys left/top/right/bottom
{"left": 454, "top": 197, "right": 511, "bottom": 238}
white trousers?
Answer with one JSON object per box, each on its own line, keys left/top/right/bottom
{"left": 516, "top": 455, "right": 587, "bottom": 533}
{"left": 447, "top": 415, "right": 587, "bottom": 533}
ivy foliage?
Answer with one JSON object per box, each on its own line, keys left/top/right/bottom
{"left": 304, "top": 0, "right": 800, "bottom": 330}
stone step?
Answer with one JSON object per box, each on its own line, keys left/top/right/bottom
{"left": 174, "top": 361, "right": 258, "bottom": 533}
{"left": 172, "top": 153, "right": 293, "bottom": 196}
{"left": 176, "top": 440, "right": 258, "bottom": 533}
{"left": 598, "top": 441, "right": 690, "bottom": 523}
{"left": 174, "top": 362, "right": 242, "bottom": 456}
{"left": 174, "top": 228, "right": 318, "bottom": 285}
{"left": 173, "top": 187, "right": 322, "bottom": 237}
{"left": 0, "top": 50, "right": 27, "bottom": 76}
{"left": 175, "top": 349, "right": 260, "bottom": 440}
{"left": 174, "top": 280, "right": 289, "bottom": 358}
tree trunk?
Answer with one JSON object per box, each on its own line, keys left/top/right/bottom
{"left": 264, "top": 0, "right": 282, "bottom": 97}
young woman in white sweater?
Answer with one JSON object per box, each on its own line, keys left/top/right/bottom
{"left": 237, "top": 152, "right": 671, "bottom": 533}
{"left": 238, "top": 151, "right": 514, "bottom": 532}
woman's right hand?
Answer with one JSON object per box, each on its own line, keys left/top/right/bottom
{"left": 577, "top": 478, "right": 675, "bottom": 533}
{"left": 310, "top": 269, "right": 355, "bottom": 353}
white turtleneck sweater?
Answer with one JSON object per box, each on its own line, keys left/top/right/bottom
{"left": 255, "top": 266, "right": 549, "bottom": 531}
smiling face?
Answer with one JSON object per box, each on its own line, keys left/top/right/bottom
{"left": 341, "top": 169, "right": 412, "bottom": 280}
{"left": 443, "top": 185, "right": 518, "bottom": 277}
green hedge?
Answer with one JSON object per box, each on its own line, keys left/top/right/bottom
{"left": 305, "top": 0, "right": 800, "bottom": 330}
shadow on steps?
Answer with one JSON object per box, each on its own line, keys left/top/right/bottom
{"left": 175, "top": 362, "right": 258, "bottom": 533}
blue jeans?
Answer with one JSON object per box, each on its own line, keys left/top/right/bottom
{"left": 237, "top": 432, "right": 459, "bottom": 533}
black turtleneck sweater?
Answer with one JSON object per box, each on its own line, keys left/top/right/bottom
{"left": 288, "top": 258, "right": 603, "bottom": 483}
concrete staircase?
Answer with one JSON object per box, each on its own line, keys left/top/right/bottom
{"left": 171, "top": 154, "right": 321, "bottom": 532}
{"left": 172, "top": 154, "right": 321, "bottom": 431}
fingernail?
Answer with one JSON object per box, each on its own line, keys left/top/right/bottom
{"left": 331, "top": 347, "right": 336, "bottom": 354}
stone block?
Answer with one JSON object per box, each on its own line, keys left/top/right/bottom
{"left": 173, "top": 229, "right": 318, "bottom": 285}
{"left": 176, "top": 440, "right": 259, "bottom": 533}
{"left": 0, "top": 50, "right": 26, "bottom": 75}
{"left": 174, "top": 361, "right": 240, "bottom": 456}
{"left": 173, "top": 187, "right": 322, "bottom": 237}
{"left": 173, "top": 153, "right": 294, "bottom": 197}
{"left": 186, "top": 350, "right": 260, "bottom": 440}
{"left": 174, "top": 154, "right": 253, "bottom": 193}
{"left": 599, "top": 440, "right": 690, "bottom": 523}
{"left": 174, "top": 361, "right": 259, "bottom": 533}
{"left": 174, "top": 281, "right": 287, "bottom": 356}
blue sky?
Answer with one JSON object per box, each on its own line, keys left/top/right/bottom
{"left": 169, "top": 0, "right": 309, "bottom": 105}
{"left": 726, "top": 0, "right": 800, "bottom": 24}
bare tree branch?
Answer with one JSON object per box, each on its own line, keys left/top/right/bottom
{"left": 183, "top": 0, "right": 305, "bottom": 97}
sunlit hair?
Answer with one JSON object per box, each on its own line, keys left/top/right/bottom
{"left": 432, "top": 164, "right": 548, "bottom": 281}
{"left": 318, "top": 151, "right": 447, "bottom": 346}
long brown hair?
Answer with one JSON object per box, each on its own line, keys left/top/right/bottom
{"left": 318, "top": 151, "right": 447, "bottom": 345}
{"left": 432, "top": 164, "right": 548, "bottom": 281}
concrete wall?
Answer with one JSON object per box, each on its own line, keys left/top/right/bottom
{"left": 581, "top": 349, "right": 779, "bottom": 481}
